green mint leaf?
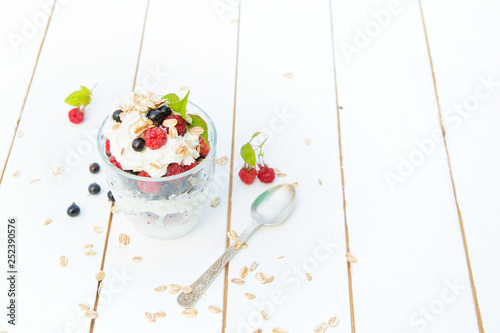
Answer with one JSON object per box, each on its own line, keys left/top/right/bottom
{"left": 189, "top": 113, "right": 209, "bottom": 148}
{"left": 241, "top": 143, "right": 256, "bottom": 167}
{"left": 164, "top": 91, "right": 190, "bottom": 121}
{"left": 250, "top": 132, "right": 261, "bottom": 142}
{"left": 162, "top": 93, "right": 180, "bottom": 103}
{"left": 64, "top": 86, "right": 92, "bottom": 107}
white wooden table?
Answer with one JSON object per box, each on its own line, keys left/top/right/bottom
{"left": 0, "top": 0, "right": 498, "bottom": 332}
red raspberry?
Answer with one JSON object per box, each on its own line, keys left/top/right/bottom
{"left": 144, "top": 127, "right": 167, "bottom": 150}
{"left": 105, "top": 139, "right": 111, "bottom": 155}
{"left": 108, "top": 155, "right": 122, "bottom": 170}
{"left": 198, "top": 136, "right": 210, "bottom": 157}
{"left": 238, "top": 166, "right": 257, "bottom": 185}
{"left": 257, "top": 167, "right": 275, "bottom": 184}
{"left": 184, "top": 162, "right": 197, "bottom": 171}
{"left": 137, "top": 171, "right": 162, "bottom": 194}
{"left": 165, "top": 163, "right": 185, "bottom": 177}
{"left": 165, "top": 115, "right": 186, "bottom": 136}
{"left": 68, "top": 108, "right": 84, "bottom": 124}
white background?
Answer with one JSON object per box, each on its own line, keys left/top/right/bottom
{"left": 0, "top": 0, "right": 498, "bottom": 332}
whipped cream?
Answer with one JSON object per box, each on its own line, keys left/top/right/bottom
{"left": 104, "top": 96, "right": 201, "bottom": 178}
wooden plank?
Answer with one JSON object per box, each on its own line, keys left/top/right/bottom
{"left": 331, "top": 0, "right": 480, "bottom": 332}
{"left": 420, "top": 0, "right": 500, "bottom": 331}
{"left": 224, "top": 0, "right": 352, "bottom": 332}
{"left": 92, "top": 0, "right": 238, "bottom": 331}
{"left": 0, "top": 0, "right": 147, "bottom": 331}
{"left": 0, "top": 0, "right": 54, "bottom": 175}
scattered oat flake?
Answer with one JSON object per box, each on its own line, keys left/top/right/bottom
{"left": 210, "top": 197, "right": 221, "bottom": 208}
{"left": 265, "top": 276, "right": 274, "bottom": 284}
{"left": 112, "top": 122, "right": 121, "bottom": 130}
{"left": 278, "top": 256, "right": 284, "bottom": 259}
{"left": 231, "top": 278, "right": 245, "bottom": 285}
{"left": 261, "top": 310, "right": 269, "bottom": 321}
{"left": 232, "top": 239, "right": 242, "bottom": 250}
{"left": 132, "top": 256, "right": 143, "bottom": 263}
{"left": 29, "top": 178, "right": 40, "bottom": 184}
{"left": 144, "top": 312, "right": 155, "bottom": 322}
{"left": 154, "top": 311, "right": 166, "bottom": 319}
{"left": 189, "top": 126, "right": 204, "bottom": 135}
{"left": 52, "top": 165, "right": 65, "bottom": 175}
{"left": 282, "top": 73, "right": 294, "bottom": 79}
{"left": 315, "top": 322, "right": 328, "bottom": 333}
{"left": 12, "top": 170, "right": 20, "bottom": 178}
{"left": 291, "top": 182, "right": 299, "bottom": 188}
{"left": 85, "top": 250, "right": 97, "bottom": 256}
{"left": 346, "top": 252, "right": 357, "bottom": 263}
{"left": 17, "top": 131, "right": 24, "bottom": 138}
{"left": 245, "top": 293, "right": 256, "bottom": 300}
{"left": 111, "top": 206, "right": 119, "bottom": 214}
{"left": 154, "top": 285, "right": 167, "bottom": 293}
{"left": 182, "top": 308, "right": 197, "bottom": 318}
{"left": 227, "top": 230, "right": 238, "bottom": 240}
{"left": 208, "top": 305, "right": 222, "bottom": 314}
{"left": 59, "top": 256, "right": 68, "bottom": 267}
{"left": 169, "top": 284, "right": 181, "bottom": 294}
{"left": 305, "top": 138, "right": 311, "bottom": 145}
{"left": 253, "top": 330, "right": 262, "bottom": 333}
{"left": 241, "top": 242, "right": 248, "bottom": 249}
{"left": 84, "top": 311, "right": 98, "bottom": 319}
{"left": 93, "top": 226, "right": 103, "bottom": 234}
{"left": 179, "top": 86, "right": 188, "bottom": 91}
{"left": 95, "top": 270, "right": 105, "bottom": 281}
{"left": 182, "top": 286, "right": 193, "bottom": 294}
{"left": 249, "top": 261, "right": 259, "bottom": 271}
{"left": 119, "top": 233, "right": 130, "bottom": 246}
{"left": 328, "top": 317, "right": 340, "bottom": 327}
{"left": 79, "top": 304, "right": 90, "bottom": 311}
{"left": 255, "top": 272, "right": 267, "bottom": 284}
{"left": 240, "top": 266, "right": 249, "bottom": 279}
{"left": 277, "top": 173, "right": 287, "bottom": 178}
{"left": 272, "top": 328, "right": 287, "bottom": 333}
{"left": 44, "top": 218, "right": 52, "bottom": 226}
{"left": 216, "top": 156, "right": 228, "bottom": 165}
{"left": 305, "top": 273, "right": 312, "bottom": 281}
{"left": 318, "top": 179, "right": 323, "bottom": 185}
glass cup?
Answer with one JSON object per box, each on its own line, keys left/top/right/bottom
{"left": 97, "top": 101, "right": 217, "bottom": 239}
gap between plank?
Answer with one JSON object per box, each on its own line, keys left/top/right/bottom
{"left": 418, "top": 2, "right": 485, "bottom": 332}
{"left": 221, "top": 3, "right": 242, "bottom": 333}
{"left": 328, "top": 0, "right": 356, "bottom": 332}
{"left": 0, "top": 0, "right": 56, "bottom": 186}
{"left": 88, "top": 1, "right": 150, "bottom": 332}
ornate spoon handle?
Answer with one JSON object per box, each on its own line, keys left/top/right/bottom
{"left": 177, "top": 221, "right": 259, "bottom": 308}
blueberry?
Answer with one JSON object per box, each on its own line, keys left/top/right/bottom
{"left": 132, "top": 137, "right": 146, "bottom": 152}
{"left": 147, "top": 109, "right": 167, "bottom": 126}
{"left": 88, "top": 182, "right": 101, "bottom": 195}
{"left": 112, "top": 109, "right": 123, "bottom": 122}
{"left": 159, "top": 105, "right": 172, "bottom": 116}
{"left": 107, "top": 190, "right": 115, "bottom": 202}
{"left": 67, "top": 202, "right": 81, "bottom": 217}
{"left": 89, "top": 162, "right": 100, "bottom": 174}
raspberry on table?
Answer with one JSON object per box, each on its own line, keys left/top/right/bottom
{"left": 137, "top": 171, "right": 162, "bottom": 194}
{"left": 165, "top": 163, "right": 185, "bottom": 177}
{"left": 164, "top": 115, "right": 186, "bottom": 136}
{"left": 238, "top": 166, "right": 257, "bottom": 185}
{"left": 257, "top": 167, "right": 275, "bottom": 183}
{"left": 198, "top": 136, "right": 210, "bottom": 157}
{"left": 108, "top": 155, "right": 122, "bottom": 170}
{"left": 144, "top": 127, "right": 168, "bottom": 150}
{"left": 68, "top": 108, "right": 84, "bottom": 124}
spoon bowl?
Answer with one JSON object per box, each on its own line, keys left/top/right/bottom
{"left": 251, "top": 183, "right": 296, "bottom": 225}
{"left": 177, "top": 183, "right": 296, "bottom": 308}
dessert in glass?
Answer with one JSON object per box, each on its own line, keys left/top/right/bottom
{"left": 97, "top": 92, "right": 216, "bottom": 239}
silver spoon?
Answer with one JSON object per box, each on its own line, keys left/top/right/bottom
{"left": 177, "top": 183, "right": 296, "bottom": 308}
